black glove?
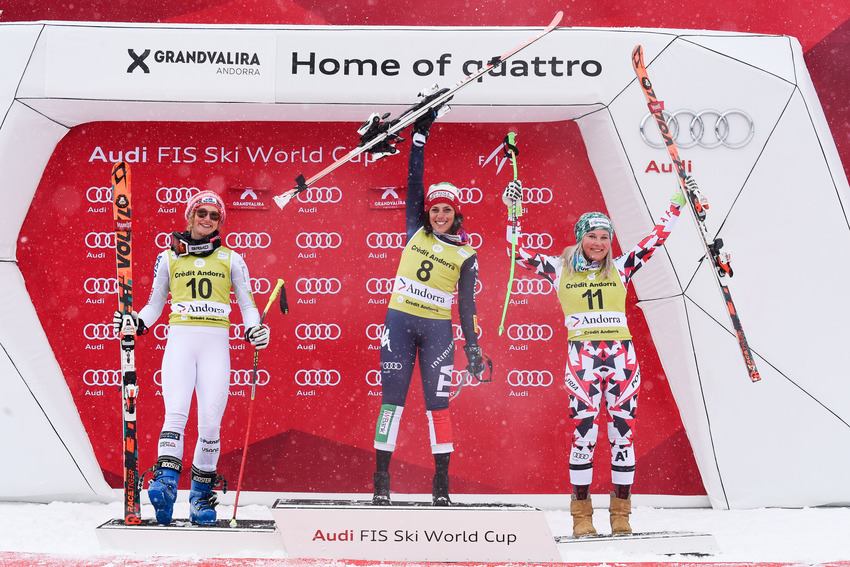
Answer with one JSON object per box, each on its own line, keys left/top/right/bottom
{"left": 112, "top": 310, "right": 147, "bottom": 336}
{"left": 413, "top": 86, "right": 451, "bottom": 137}
{"left": 463, "top": 344, "right": 486, "bottom": 379}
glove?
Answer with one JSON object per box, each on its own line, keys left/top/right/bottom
{"left": 413, "top": 85, "right": 451, "bottom": 137}
{"left": 502, "top": 179, "right": 523, "bottom": 206}
{"left": 671, "top": 190, "right": 687, "bottom": 207}
{"left": 245, "top": 325, "right": 270, "bottom": 350}
{"left": 463, "top": 344, "right": 485, "bottom": 379}
{"left": 112, "top": 310, "right": 147, "bottom": 336}
{"left": 684, "top": 175, "right": 699, "bottom": 193}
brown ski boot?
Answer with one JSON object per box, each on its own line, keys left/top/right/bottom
{"left": 609, "top": 493, "right": 632, "bottom": 535}
{"left": 570, "top": 496, "right": 597, "bottom": 537}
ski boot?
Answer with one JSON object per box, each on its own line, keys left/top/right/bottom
{"left": 372, "top": 471, "right": 391, "bottom": 506}
{"left": 147, "top": 458, "right": 181, "bottom": 525}
{"left": 189, "top": 467, "right": 226, "bottom": 526}
{"left": 432, "top": 471, "right": 452, "bottom": 506}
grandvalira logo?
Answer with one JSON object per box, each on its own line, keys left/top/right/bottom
{"left": 127, "top": 47, "right": 261, "bottom": 76}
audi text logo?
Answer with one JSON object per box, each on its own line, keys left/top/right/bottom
{"left": 458, "top": 186, "right": 483, "bottom": 204}
{"left": 83, "top": 369, "right": 121, "bottom": 387}
{"left": 365, "top": 370, "right": 382, "bottom": 387}
{"left": 366, "top": 278, "right": 394, "bottom": 295}
{"left": 452, "top": 323, "right": 483, "bottom": 341}
{"left": 507, "top": 370, "right": 554, "bottom": 387}
{"left": 468, "top": 232, "right": 483, "bottom": 249}
{"left": 522, "top": 232, "right": 553, "bottom": 249}
{"left": 84, "top": 277, "right": 118, "bottom": 295}
{"left": 513, "top": 278, "right": 554, "bottom": 295}
{"left": 365, "top": 323, "right": 386, "bottom": 341}
{"left": 152, "top": 369, "right": 271, "bottom": 387}
{"left": 297, "top": 186, "right": 342, "bottom": 204}
{"left": 640, "top": 109, "right": 755, "bottom": 149}
{"left": 85, "top": 232, "right": 116, "bottom": 249}
{"left": 225, "top": 232, "right": 272, "bottom": 249}
{"left": 366, "top": 232, "right": 405, "bottom": 249}
{"left": 523, "top": 187, "right": 553, "bottom": 204}
{"left": 86, "top": 186, "right": 113, "bottom": 203}
{"left": 156, "top": 186, "right": 199, "bottom": 204}
{"left": 507, "top": 324, "right": 554, "bottom": 341}
{"left": 295, "top": 323, "right": 341, "bottom": 341}
{"left": 295, "top": 369, "right": 341, "bottom": 387}
{"left": 296, "top": 232, "right": 343, "bottom": 249}
{"left": 83, "top": 323, "right": 116, "bottom": 341}
{"left": 296, "top": 277, "right": 342, "bottom": 295}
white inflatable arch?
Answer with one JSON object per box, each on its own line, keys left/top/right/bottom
{"left": 0, "top": 21, "right": 848, "bottom": 508}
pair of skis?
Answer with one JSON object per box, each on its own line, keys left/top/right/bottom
{"left": 632, "top": 45, "right": 761, "bottom": 383}
{"left": 111, "top": 162, "right": 142, "bottom": 524}
{"left": 273, "top": 11, "right": 563, "bottom": 209}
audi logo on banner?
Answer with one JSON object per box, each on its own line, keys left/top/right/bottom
{"left": 156, "top": 186, "right": 199, "bottom": 204}
{"left": 230, "top": 323, "right": 246, "bottom": 341}
{"left": 467, "top": 232, "right": 483, "bottom": 249}
{"left": 297, "top": 186, "right": 342, "bottom": 204}
{"left": 452, "top": 323, "right": 483, "bottom": 341}
{"left": 251, "top": 278, "right": 272, "bottom": 295}
{"left": 296, "top": 232, "right": 343, "bottom": 249}
{"left": 85, "top": 232, "right": 116, "bottom": 249}
{"left": 365, "top": 323, "right": 386, "bottom": 341}
{"left": 296, "top": 277, "right": 342, "bottom": 295}
{"left": 366, "top": 278, "right": 394, "bottom": 295}
{"left": 84, "top": 277, "right": 117, "bottom": 295}
{"left": 512, "top": 278, "right": 554, "bottom": 295}
{"left": 83, "top": 369, "right": 121, "bottom": 387}
{"left": 295, "top": 369, "right": 341, "bottom": 387}
{"left": 523, "top": 186, "right": 554, "bottom": 204}
{"left": 225, "top": 232, "right": 272, "bottom": 249}
{"left": 295, "top": 323, "right": 341, "bottom": 341}
{"left": 86, "top": 186, "right": 113, "bottom": 203}
{"left": 458, "top": 187, "right": 483, "bottom": 204}
{"left": 507, "top": 324, "right": 554, "bottom": 341}
{"left": 153, "top": 324, "right": 169, "bottom": 341}
{"left": 155, "top": 232, "right": 171, "bottom": 249}
{"left": 83, "top": 323, "right": 116, "bottom": 341}
{"left": 640, "top": 109, "right": 755, "bottom": 149}
{"left": 365, "top": 370, "right": 382, "bottom": 387}
{"left": 522, "top": 232, "right": 554, "bottom": 250}
{"left": 366, "top": 232, "right": 405, "bottom": 249}
{"left": 507, "top": 370, "right": 554, "bottom": 387}
{"left": 451, "top": 370, "right": 482, "bottom": 388}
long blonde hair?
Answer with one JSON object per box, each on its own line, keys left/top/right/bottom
{"left": 559, "top": 244, "right": 615, "bottom": 280}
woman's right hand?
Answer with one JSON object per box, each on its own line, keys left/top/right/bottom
{"left": 112, "top": 310, "right": 147, "bottom": 336}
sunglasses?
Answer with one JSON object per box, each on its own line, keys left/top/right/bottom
{"left": 195, "top": 209, "right": 221, "bottom": 221}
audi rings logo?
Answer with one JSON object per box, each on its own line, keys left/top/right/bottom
{"left": 84, "top": 277, "right": 117, "bottom": 295}
{"left": 507, "top": 324, "right": 554, "bottom": 341}
{"left": 522, "top": 232, "right": 554, "bottom": 250}
{"left": 155, "top": 232, "right": 171, "bottom": 249}
{"left": 229, "top": 323, "right": 247, "bottom": 341}
{"left": 225, "top": 232, "right": 272, "bottom": 249}
{"left": 85, "top": 232, "right": 116, "bottom": 249}
{"left": 83, "top": 323, "right": 116, "bottom": 341}
{"left": 156, "top": 186, "right": 199, "bottom": 204}
{"left": 507, "top": 370, "right": 554, "bottom": 387}
{"left": 382, "top": 361, "right": 402, "bottom": 371}
{"left": 365, "top": 370, "right": 382, "bottom": 387}
{"left": 523, "top": 186, "right": 553, "bottom": 204}
{"left": 640, "top": 109, "right": 755, "bottom": 149}
{"left": 366, "top": 278, "right": 394, "bottom": 295}
{"left": 295, "top": 323, "right": 341, "bottom": 341}
{"left": 451, "top": 370, "right": 482, "bottom": 388}
{"left": 366, "top": 232, "right": 405, "bottom": 249}
{"left": 231, "top": 369, "right": 270, "bottom": 387}
{"left": 452, "top": 323, "right": 483, "bottom": 341}
{"left": 250, "top": 278, "right": 271, "bottom": 295}
{"left": 296, "top": 232, "right": 343, "bottom": 249}
{"left": 297, "top": 186, "right": 342, "bottom": 204}
{"left": 295, "top": 369, "right": 341, "bottom": 387}
{"left": 83, "top": 369, "right": 121, "bottom": 387}
{"left": 154, "top": 324, "right": 170, "bottom": 341}
{"left": 365, "top": 323, "right": 386, "bottom": 341}
{"left": 86, "top": 186, "right": 113, "bottom": 203}
{"left": 468, "top": 232, "right": 483, "bottom": 249}
{"left": 296, "top": 277, "right": 342, "bottom": 295}
{"left": 513, "top": 278, "right": 554, "bottom": 295}
{"left": 458, "top": 186, "right": 483, "bottom": 204}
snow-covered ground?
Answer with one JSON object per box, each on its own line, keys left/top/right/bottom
{"left": 0, "top": 495, "right": 849, "bottom": 564}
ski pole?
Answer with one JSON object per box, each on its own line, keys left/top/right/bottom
{"left": 498, "top": 132, "right": 521, "bottom": 336}
{"left": 230, "top": 278, "right": 287, "bottom": 528}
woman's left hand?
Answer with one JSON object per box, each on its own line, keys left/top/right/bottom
{"left": 245, "top": 325, "right": 270, "bottom": 350}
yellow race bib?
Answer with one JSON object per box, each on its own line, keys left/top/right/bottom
{"left": 558, "top": 268, "right": 631, "bottom": 340}
{"left": 168, "top": 247, "right": 233, "bottom": 328}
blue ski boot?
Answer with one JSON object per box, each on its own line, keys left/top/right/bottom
{"left": 189, "top": 467, "right": 225, "bottom": 526}
{"left": 147, "top": 458, "right": 181, "bottom": 525}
